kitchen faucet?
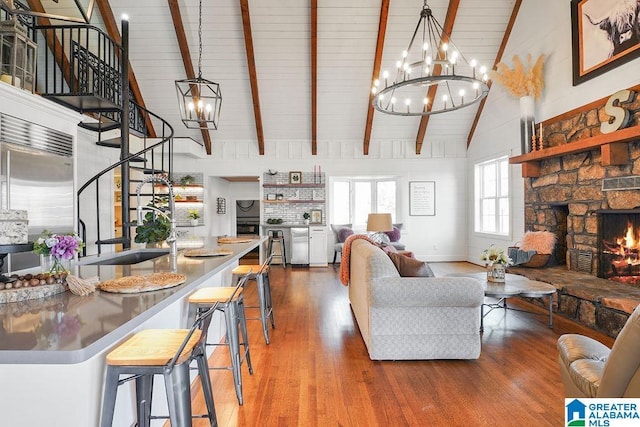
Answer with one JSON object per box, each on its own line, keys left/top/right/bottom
{"left": 135, "top": 175, "right": 177, "bottom": 257}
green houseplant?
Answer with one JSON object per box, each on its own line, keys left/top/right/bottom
{"left": 179, "top": 174, "right": 195, "bottom": 187}
{"left": 303, "top": 212, "right": 310, "bottom": 224}
{"left": 188, "top": 209, "right": 200, "bottom": 226}
{"left": 134, "top": 210, "right": 171, "bottom": 245}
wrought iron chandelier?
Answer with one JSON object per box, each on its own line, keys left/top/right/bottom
{"left": 371, "top": 0, "right": 490, "bottom": 116}
{"left": 175, "top": 0, "right": 222, "bottom": 130}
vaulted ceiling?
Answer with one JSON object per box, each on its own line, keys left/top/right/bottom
{"left": 23, "top": 0, "right": 521, "bottom": 156}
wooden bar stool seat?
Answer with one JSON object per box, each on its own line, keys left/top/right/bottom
{"left": 187, "top": 277, "right": 252, "bottom": 405}
{"left": 101, "top": 304, "right": 218, "bottom": 427}
{"left": 231, "top": 255, "right": 275, "bottom": 344}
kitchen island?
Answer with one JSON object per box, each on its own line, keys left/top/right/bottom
{"left": 0, "top": 236, "right": 263, "bottom": 426}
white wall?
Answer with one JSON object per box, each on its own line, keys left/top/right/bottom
{"left": 173, "top": 150, "right": 467, "bottom": 261}
{"left": 467, "top": 0, "right": 640, "bottom": 265}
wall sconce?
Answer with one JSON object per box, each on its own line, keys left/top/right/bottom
{"left": 216, "top": 197, "right": 226, "bottom": 214}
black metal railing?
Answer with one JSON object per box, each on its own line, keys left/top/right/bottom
{"left": 33, "top": 22, "right": 123, "bottom": 109}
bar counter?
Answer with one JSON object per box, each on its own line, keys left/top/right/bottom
{"left": 0, "top": 236, "right": 262, "bottom": 426}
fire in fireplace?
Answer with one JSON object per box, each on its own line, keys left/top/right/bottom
{"left": 598, "top": 210, "right": 640, "bottom": 285}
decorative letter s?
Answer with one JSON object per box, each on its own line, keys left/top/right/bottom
{"left": 600, "top": 89, "right": 635, "bottom": 134}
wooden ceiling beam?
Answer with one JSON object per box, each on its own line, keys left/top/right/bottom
{"left": 26, "top": 0, "right": 75, "bottom": 92}
{"left": 310, "top": 0, "right": 317, "bottom": 155}
{"left": 415, "top": 0, "right": 459, "bottom": 155}
{"left": 95, "top": 0, "right": 156, "bottom": 138}
{"left": 167, "top": 0, "right": 212, "bottom": 155}
{"left": 363, "top": 0, "right": 390, "bottom": 156}
{"left": 466, "top": 0, "right": 523, "bottom": 148}
{"left": 240, "top": 0, "right": 265, "bottom": 155}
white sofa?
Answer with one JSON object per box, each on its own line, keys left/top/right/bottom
{"left": 348, "top": 239, "right": 484, "bottom": 360}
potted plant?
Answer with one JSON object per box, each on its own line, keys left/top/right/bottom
{"left": 188, "top": 209, "right": 200, "bottom": 226}
{"left": 179, "top": 174, "right": 195, "bottom": 188}
{"left": 303, "top": 212, "right": 310, "bottom": 225}
{"left": 134, "top": 207, "right": 171, "bottom": 247}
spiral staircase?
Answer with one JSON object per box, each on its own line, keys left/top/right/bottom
{"left": 16, "top": 11, "right": 176, "bottom": 256}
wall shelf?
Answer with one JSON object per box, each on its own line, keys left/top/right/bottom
{"left": 263, "top": 183, "right": 324, "bottom": 188}
{"left": 264, "top": 199, "right": 325, "bottom": 204}
{"left": 509, "top": 126, "right": 640, "bottom": 177}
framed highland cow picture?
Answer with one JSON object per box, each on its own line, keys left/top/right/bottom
{"left": 571, "top": 0, "right": 640, "bottom": 85}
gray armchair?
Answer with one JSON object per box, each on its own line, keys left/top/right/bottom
{"left": 330, "top": 223, "right": 352, "bottom": 264}
{"left": 557, "top": 304, "right": 640, "bottom": 397}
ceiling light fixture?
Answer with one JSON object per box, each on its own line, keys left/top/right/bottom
{"left": 371, "top": 0, "right": 490, "bottom": 116}
{"left": 175, "top": 0, "right": 222, "bottom": 130}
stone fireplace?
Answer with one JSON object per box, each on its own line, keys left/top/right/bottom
{"left": 512, "top": 86, "right": 640, "bottom": 336}
{"left": 525, "top": 143, "right": 640, "bottom": 277}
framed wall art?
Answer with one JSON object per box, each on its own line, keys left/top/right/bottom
{"left": 571, "top": 0, "right": 640, "bottom": 85}
{"left": 310, "top": 209, "right": 322, "bottom": 224}
{"left": 409, "top": 181, "right": 435, "bottom": 216}
{"left": 289, "top": 171, "right": 302, "bottom": 184}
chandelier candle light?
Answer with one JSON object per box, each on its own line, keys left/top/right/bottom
{"left": 175, "top": 0, "right": 222, "bottom": 130}
{"left": 371, "top": 1, "right": 490, "bottom": 116}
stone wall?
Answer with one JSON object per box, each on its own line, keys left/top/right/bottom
{"left": 525, "top": 88, "right": 640, "bottom": 275}
{"left": 522, "top": 89, "right": 640, "bottom": 334}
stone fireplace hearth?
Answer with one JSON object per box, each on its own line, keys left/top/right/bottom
{"left": 517, "top": 87, "right": 640, "bottom": 336}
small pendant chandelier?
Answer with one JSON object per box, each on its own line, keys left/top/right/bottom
{"left": 175, "top": 0, "right": 222, "bottom": 130}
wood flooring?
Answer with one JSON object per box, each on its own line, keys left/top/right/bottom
{"left": 188, "top": 262, "right": 614, "bottom": 427}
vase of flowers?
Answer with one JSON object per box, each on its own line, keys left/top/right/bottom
{"left": 481, "top": 245, "right": 513, "bottom": 283}
{"left": 33, "top": 230, "right": 84, "bottom": 274}
{"left": 490, "top": 54, "right": 545, "bottom": 155}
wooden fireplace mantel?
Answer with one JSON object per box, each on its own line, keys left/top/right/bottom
{"left": 509, "top": 125, "right": 640, "bottom": 178}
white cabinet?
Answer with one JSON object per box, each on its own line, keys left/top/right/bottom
{"left": 309, "top": 226, "right": 327, "bottom": 267}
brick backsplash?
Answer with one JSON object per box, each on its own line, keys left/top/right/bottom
{"left": 263, "top": 172, "right": 326, "bottom": 224}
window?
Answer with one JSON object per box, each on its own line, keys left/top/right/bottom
{"left": 331, "top": 178, "right": 398, "bottom": 229}
{"left": 475, "top": 156, "right": 509, "bottom": 235}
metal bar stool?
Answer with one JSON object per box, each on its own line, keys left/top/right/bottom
{"left": 187, "top": 275, "right": 253, "bottom": 405}
{"left": 231, "top": 255, "right": 275, "bottom": 344}
{"left": 100, "top": 303, "right": 219, "bottom": 427}
{"left": 266, "top": 229, "right": 287, "bottom": 268}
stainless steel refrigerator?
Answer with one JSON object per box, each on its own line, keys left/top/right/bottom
{"left": 0, "top": 113, "right": 74, "bottom": 273}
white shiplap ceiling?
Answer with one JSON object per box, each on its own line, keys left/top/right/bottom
{"left": 30, "top": 0, "right": 518, "bottom": 156}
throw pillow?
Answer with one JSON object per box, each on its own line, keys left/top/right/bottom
{"left": 387, "top": 252, "right": 434, "bottom": 277}
{"left": 337, "top": 227, "right": 354, "bottom": 243}
{"left": 381, "top": 244, "right": 398, "bottom": 254}
{"left": 520, "top": 231, "right": 556, "bottom": 254}
{"left": 384, "top": 226, "right": 401, "bottom": 242}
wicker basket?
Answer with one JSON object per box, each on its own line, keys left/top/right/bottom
{"left": 521, "top": 253, "right": 551, "bottom": 268}
{"left": 508, "top": 246, "right": 551, "bottom": 268}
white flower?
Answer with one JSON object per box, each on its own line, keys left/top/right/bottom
{"left": 44, "top": 237, "right": 58, "bottom": 248}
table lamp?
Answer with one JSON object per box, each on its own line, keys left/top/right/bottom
{"left": 367, "top": 213, "right": 393, "bottom": 244}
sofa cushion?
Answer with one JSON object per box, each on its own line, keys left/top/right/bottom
{"left": 337, "top": 227, "right": 354, "bottom": 243}
{"left": 384, "top": 226, "right": 401, "bottom": 242}
{"left": 387, "top": 252, "right": 434, "bottom": 277}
